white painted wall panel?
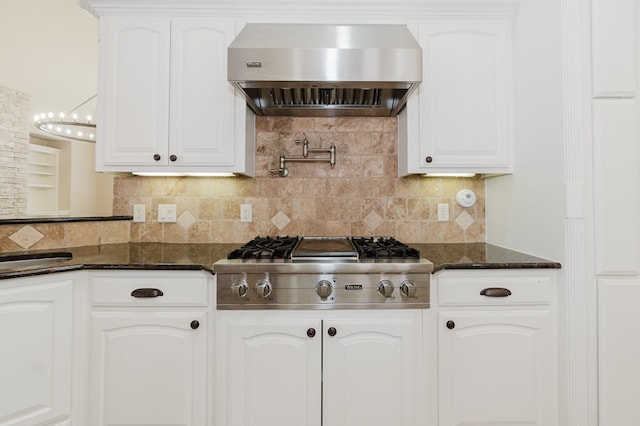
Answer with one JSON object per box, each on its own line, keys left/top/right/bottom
{"left": 598, "top": 278, "right": 640, "bottom": 426}
{"left": 591, "top": 0, "right": 638, "bottom": 98}
{"left": 592, "top": 100, "right": 640, "bottom": 274}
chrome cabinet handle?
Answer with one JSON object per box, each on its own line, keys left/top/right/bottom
{"left": 480, "top": 287, "right": 512, "bottom": 297}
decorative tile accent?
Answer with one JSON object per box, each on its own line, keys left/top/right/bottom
{"left": 9, "top": 225, "right": 44, "bottom": 249}
{"left": 455, "top": 211, "right": 474, "bottom": 230}
{"left": 271, "top": 211, "right": 291, "bottom": 230}
{"left": 177, "top": 210, "right": 197, "bottom": 229}
{"left": 363, "top": 210, "right": 383, "bottom": 231}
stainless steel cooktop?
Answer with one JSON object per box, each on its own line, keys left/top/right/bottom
{"left": 214, "top": 237, "right": 432, "bottom": 310}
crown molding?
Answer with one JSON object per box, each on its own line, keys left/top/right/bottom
{"left": 79, "top": 0, "right": 520, "bottom": 19}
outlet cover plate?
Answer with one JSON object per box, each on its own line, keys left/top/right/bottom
{"left": 158, "top": 204, "right": 177, "bottom": 223}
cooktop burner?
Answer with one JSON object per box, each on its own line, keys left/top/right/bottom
{"left": 227, "top": 236, "right": 299, "bottom": 260}
{"left": 226, "top": 236, "right": 420, "bottom": 261}
{"left": 351, "top": 237, "right": 420, "bottom": 260}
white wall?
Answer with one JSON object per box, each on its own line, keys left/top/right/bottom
{"left": 0, "top": 0, "right": 113, "bottom": 217}
{"left": 486, "top": 0, "right": 566, "bottom": 262}
{"left": 0, "top": 0, "right": 97, "bottom": 119}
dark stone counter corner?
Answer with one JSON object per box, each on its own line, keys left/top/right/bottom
{"left": 414, "top": 242, "right": 561, "bottom": 273}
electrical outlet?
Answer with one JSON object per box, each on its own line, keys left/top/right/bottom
{"left": 240, "top": 204, "right": 252, "bottom": 223}
{"left": 158, "top": 204, "right": 177, "bottom": 223}
{"left": 437, "top": 203, "right": 449, "bottom": 221}
{"left": 133, "top": 204, "right": 145, "bottom": 222}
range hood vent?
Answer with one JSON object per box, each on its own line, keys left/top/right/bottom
{"left": 228, "top": 24, "right": 422, "bottom": 117}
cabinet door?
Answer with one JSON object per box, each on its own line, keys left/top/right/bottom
{"left": 438, "top": 310, "right": 554, "bottom": 426}
{"left": 89, "top": 311, "right": 207, "bottom": 426}
{"left": 322, "top": 311, "right": 423, "bottom": 426}
{"left": 598, "top": 278, "right": 640, "bottom": 426}
{"left": 0, "top": 280, "right": 73, "bottom": 425}
{"left": 222, "top": 315, "right": 322, "bottom": 426}
{"left": 404, "top": 20, "right": 513, "bottom": 175}
{"left": 98, "top": 17, "right": 171, "bottom": 168}
{"left": 170, "top": 19, "right": 237, "bottom": 167}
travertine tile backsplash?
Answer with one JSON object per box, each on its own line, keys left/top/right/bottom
{"left": 113, "top": 116, "right": 485, "bottom": 244}
{"left": 0, "top": 116, "right": 485, "bottom": 251}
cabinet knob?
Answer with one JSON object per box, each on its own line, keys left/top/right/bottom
{"left": 446, "top": 320, "right": 456, "bottom": 329}
{"left": 153, "top": 154, "right": 161, "bottom": 161}
{"left": 169, "top": 154, "right": 177, "bottom": 162}
{"left": 327, "top": 327, "right": 337, "bottom": 337}
{"left": 190, "top": 320, "right": 200, "bottom": 330}
{"left": 425, "top": 156, "right": 433, "bottom": 163}
{"left": 307, "top": 328, "right": 316, "bottom": 338}
{"left": 130, "top": 288, "right": 164, "bottom": 298}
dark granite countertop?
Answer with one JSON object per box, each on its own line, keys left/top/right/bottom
{"left": 0, "top": 242, "right": 560, "bottom": 280}
{"left": 412, "top": 243, "right": 561, "bottom": 272}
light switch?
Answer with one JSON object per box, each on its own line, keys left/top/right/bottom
{"left": 133, "top": 204, "right": 145, "bottom": 222}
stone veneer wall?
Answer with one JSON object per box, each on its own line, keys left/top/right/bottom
{"left": 0, "top": 86, "right": 29, "bottom": 217}
{"left": 114, "top": 116, "right": 485, "bottom": 244}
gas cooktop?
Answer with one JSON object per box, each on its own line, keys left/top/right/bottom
{"left": 214, "top": 236, "right": 432, "bottom": 309}
{"left": 226, "top": 236, "right": 421, "bottom": 262}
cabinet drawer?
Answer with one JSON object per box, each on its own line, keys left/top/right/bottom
{"left": 438, "top": 274, "right": 552, "bottom": 306}
{"left": 90, "top": 274, "right": 208, "bottom": 307}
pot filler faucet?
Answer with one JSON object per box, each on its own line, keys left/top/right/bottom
{"left": 270, "top": 134, "right": 336, "bottom": 177}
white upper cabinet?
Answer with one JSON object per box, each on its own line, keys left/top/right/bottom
{"left": 399, "top": 19, "right": 515, "bottom": 176}
{"left": 97, "top": 17, "right": 254, "bottom": 175}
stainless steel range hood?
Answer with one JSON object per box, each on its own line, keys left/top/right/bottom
{"left": 228, "top": 24, "right": 422, "bottom": 117}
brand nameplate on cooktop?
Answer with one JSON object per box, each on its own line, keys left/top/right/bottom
{"left": 344, "top": 284, "right": 363, "bottom": 290}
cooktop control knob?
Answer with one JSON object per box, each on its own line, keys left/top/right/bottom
{"left": 230, "top": 279, "right": 249, "bottom": 298}
{"left": 400, "top": 280, "right": 417, "bottom": 298}
{"left": 377, "top": 279, "right": 395, "bottom": 298}
{"left": 316, "top": 279, "right": 333, "bottom": 299}
{"left": 255, "top": 279, "right": 272, "bottom": 298}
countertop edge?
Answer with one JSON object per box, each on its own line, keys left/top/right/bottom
{"left": 432, "top": 262, "right": 562, "bottom": 273}
{"left": 0, "top": 263, "right": 214, "bottom": 280}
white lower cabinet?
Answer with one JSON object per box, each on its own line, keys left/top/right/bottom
{"left": 435, "top": 270, "right": 557, "bottom": 426}
{"left": 0, "top": 275, "right": 73, "bottom": 426}
{"left": 87, "top": 271, "right": 210, "bottom": 426}
{"left": 216, "top": 310, "right": 424, "bottom": 426}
